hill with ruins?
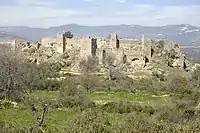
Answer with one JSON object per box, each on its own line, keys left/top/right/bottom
{"left": 1, "top": 31, "right": 191, "bottom": 79}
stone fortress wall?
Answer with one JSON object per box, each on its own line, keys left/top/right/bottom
{"left": 40, "top": 31, "right": 187, "bottom": 71}
{"left": 40, "top": 32, "right": 154, "bottom": 63}
{"left": 0, "top": 39, "right": 26, "bottom": 51}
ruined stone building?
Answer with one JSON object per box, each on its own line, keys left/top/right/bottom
{"left": 40, "top": 31, "right": 189, "bottom": 72}
{"left": 0, "top": 39, "right": 26, "bottom": 50}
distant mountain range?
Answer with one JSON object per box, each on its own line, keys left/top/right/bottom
{"left": 0, "top": 32, "right": 27, "bottom": 41}
{"left": 0, "top": 24, "right": 200, "bottom": 46}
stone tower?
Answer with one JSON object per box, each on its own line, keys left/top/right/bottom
{"left": 109, "top": 32, "right": 120, "bottom": 49}
{"left": 91, "top": 38, "right": 97, "bottom": 57}
{"left": 142, "top": 35, "right": 151, "bottom": 63}
{"left": 56, "top": 33, "right": 66, "bottom": 54}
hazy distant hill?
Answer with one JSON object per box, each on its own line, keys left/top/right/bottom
{"left": 0, "top": 24, "right": 200, "bottom": 46}
{"left": 0, "top": 33, "right": 27, "bottom": 41}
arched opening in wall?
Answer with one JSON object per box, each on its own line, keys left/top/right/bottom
{"left": 183, "top": 56, "right": 187, "bottom": 70}
{"left": 123, "top": 54, "right": 127, "bottom": 64}
{"left": 144, "top": 56, "right": 149, "bottom": 67}
{"left": 116, "top": 39, "right": 120, "bottom": 48}
{"left": 34, "top": 59, "right": 37, "bottom": 64}
{"left": 183, "top": 61, "right": 187, "bottom": 70}
{"left": 174, "top": 44, "right": 179, "bottom": 49}
{"left": 151, "top": 48, "right": 154, "bottom": 57}
{"left": 132, "top": 58, "right": 139, "bottom": 61}
{"left": 102, "top": 49, "right": 106, "bottom": 60}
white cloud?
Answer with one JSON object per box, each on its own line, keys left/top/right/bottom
{"left": 118, "top": 0, "right": 127, "bottom": 4}
{"left": 115, "top": 5, "right": 200, "bottom": 26}
{"left": 0, "top": 5, "right": 93, "bottom": 28}
{"left": 0, "top": 2, "right": 200, "bottom": 27}
{"left": 83, "top": 0, "right": 94, "bottom": 2}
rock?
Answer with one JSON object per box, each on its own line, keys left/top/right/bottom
{"left": 172, "top": 58, "right": 184, "bottom": 68}
{"left": 152, "top": 68, "right": 166, "bottom": 81}
{"left": 191, "top": 64, "right": 200, "bottom": 72}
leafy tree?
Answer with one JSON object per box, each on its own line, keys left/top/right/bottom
{"left": 59, "top": 78, "right": 93, "bottom": 110}
{"left": 102, "top": 52, "right": 124, "bottom": 80}
{"left": 79, "top": 56, "right": 98, "bottom": 92}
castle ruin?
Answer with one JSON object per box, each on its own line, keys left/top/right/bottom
{"left": 40, "top": 31, "right": 184, "bottom": 72}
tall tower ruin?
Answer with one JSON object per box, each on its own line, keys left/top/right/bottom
{"left": 91, "top": 38, "right": 97, "bottom": 57}
{"left": 56, "top": 33, "right": 66, "bottom": 54}
{"left": 142, "top": 35, "right": 152, "bottom": 64}
{"left": 109, "top": 32, "right": 120, "bottom": 49}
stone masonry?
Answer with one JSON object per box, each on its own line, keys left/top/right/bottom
{"left": 40, "top": 31, "right": 189, "bottom": 72}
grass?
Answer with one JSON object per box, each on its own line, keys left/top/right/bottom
{"left": 89, "top": 91, "right": 164, "bottom": 102}
{"left": 0, "top": 108, "right": 33, "bottom": 125}
{"left": 0, "top": 90, "right": 171, "bottom": 131}
{"left": 32, "top": 90, "right": 168, "bottom": 105}
{"left": 32, "top": 90, "right": 166, "bottom": 103}
{"left": 32, "top": 90, "right": 59, "bottom": 98}
{"left": 0, "top": 107, "right": 77, "bottom": 130}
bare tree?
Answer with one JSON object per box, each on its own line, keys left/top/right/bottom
{"left": 79, "top": 56, "right": 98, "bottom": 92}
{"left": 102, "top": 52, "right": 125, "bottom": 81}
{"left": 28, "top": 104, "right": 48, "bottom": 133}
{"left": 0, "top": 46, "right": 38, "bottom": 101}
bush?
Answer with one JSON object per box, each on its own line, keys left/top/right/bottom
{"left": 36, "top": 80, "right": 62, "bottom": 91}
{"left": 59, "top": 79, "right": 94, "bottom": 110}
{"left": 133, "top": 78, "right": 154, "bottom": 91}
{"left": 0, "top": 99, "right": 17, "bottom": 109}
{"left": 101, "top": 101, "right": 133, "bottom": 114}
{"left": 24, "top": 94, "right": 62, "bottom": 109}
{"left": 113, "top": 113, "right": 158, "bottom": 133}
{"left": 112, "top": 112, "right": 200, "bottom": 133}
{"left": 101, "top": 101, "right": 155, "bottom": 115}
{"left": 164, "top": 72, "right": 191, "bottom": 94}
{"left": 66, "top": 109, "right": 111, "bottom": 133}
{"left": 0, "top": 122, "right": 30, "bottom": 133}
{"left": 156, "top": 102, "right": 197, "bottom": 124}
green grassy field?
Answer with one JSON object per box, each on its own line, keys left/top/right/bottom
{"left": 32, "top": 90, "right": 166, "bottom": 102}
{"left": 0, "top": 107, "right": 77, "bottom": 130}
{"left": 0, "top": 90, "right": 170, "bottom": 130}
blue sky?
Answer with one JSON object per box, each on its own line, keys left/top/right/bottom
{"left": 0, "top": 0, "right": 200, "bottom": 28}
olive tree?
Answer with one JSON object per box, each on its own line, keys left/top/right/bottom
{"left": 102, "top": 52, "right": 125, "bottom": 81}
{"left": 79, "top": 56, "right": 98, "bottom": 92}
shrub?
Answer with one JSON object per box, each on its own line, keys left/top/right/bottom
{"left": 101, "top": 101, "right": 133, "bottom": 114}
{"left": 0, "top": 122, "right": 30, "bottom": 133}
{"left": 156, "top": 102, "right": 197, "bottom": 124}
{"left": 0, "top": 99, "right": 17, "bottom": 109}
{"left": 66, "top": 109, "right": 111, "bottom": 133}
{"left": 112, "top": 112, "right": 196, "bottom": 133}
{"left": 101, "top": 101, "right": 155, "bottom": 115}
{"left": 164, "top": 72, "right": 190, "bottom": 94}
{"left": 113, "top": 113, "right": 157, "bottom": 133}
{"left": 59, "top": 79, "right": 94, "bottom": 110}
{"left": 133, "top": 78, "right": 154, "bottom": 91}
{"left": 24, "top": 94, "right": 62, "bottom": 109}
{"left": 37, "top": 80, "right": 62, "bottom": 91}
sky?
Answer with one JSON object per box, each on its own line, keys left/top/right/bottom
{"left": 0, "top": 0, "right": 200, "bottom": 28}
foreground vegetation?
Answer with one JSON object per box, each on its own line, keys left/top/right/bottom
{"left": 1, "top": 47, "right": 200, "bottom": 132}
